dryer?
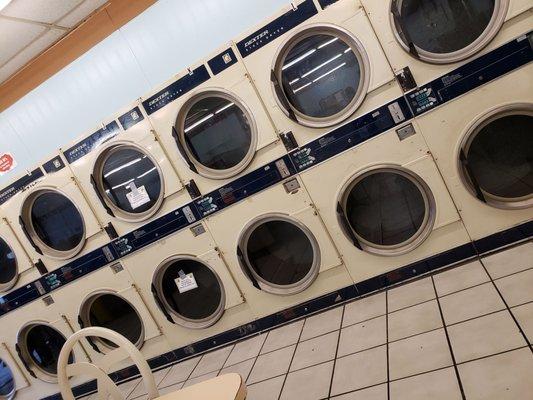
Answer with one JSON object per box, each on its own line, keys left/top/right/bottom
{"left": 202, "top": 170, "right": 353, "bottom": 319}
{"left": 0, "top": 217, "right": 40, "bottom": 296}
{"left": 62, "top": 100, "right": 190, "bottom": 239}
{"left": 413, "top": 64, "right": 533, "bottom": 241}
{"left": 360, "top": 0, "right": 532, "bottom": 87}
{"left": 232, "top": 0, "right": 400, "bottom": 147}
{"left": 0, "top": 152, "right": 109, "bottom": 274}
{"left": 46, "top": 261, "right": 171, "bottom": 371}
{"left": 141, "top": 43, "right": 284, "bottom": 198}
{"left": 293, "top": 116, "right": 472, "bottom": 283}
{"left": 0, "top": 294, "right": 89, "bottom": 399}
{"left": 118, "top": 219, "right": 255, "bottom": 350}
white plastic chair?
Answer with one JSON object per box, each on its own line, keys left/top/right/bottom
{"left": 57, "top": 327, "right": 246, "bottom": 400}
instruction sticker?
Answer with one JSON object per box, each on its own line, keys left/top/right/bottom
{"left": 175, "top": 270, "right": 198, "bottom": 294}
{"left": 126, "top": 182, "right": 151, "bottom": 209}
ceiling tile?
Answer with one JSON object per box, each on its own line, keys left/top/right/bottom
{"left": 0, "top": 28, "right": 65, "bottom": 83}
{"left": 0, "top": 18, "right": 46, "bottom": 66}
{"left": 0, "top": 0, "right": 84, "bottom": 24}
{"left": 57, "top": 0, "right": 109, "bottom": 28}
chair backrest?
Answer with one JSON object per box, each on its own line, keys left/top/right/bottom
{"left": 57, "top": 327, "right": 159, "bottom": 400}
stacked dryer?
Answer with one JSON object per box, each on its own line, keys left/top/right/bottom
{"left": 232, "top": 0, "right": 400, "bottom": 146}
{"left": 141, "top": 42, "right": 285, "bottom": 196}
{"left": 360, "top": 0, "right": 533, "bottom": 241}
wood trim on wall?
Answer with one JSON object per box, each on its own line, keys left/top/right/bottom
{"left": 0, "top": 0, "right": 156, "bottom": 113}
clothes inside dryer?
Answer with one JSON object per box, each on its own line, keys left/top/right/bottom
{"left": 180, "top": 95, "right": 253, "bottom": 174}
{"left": 0, "top": 358, "right": 15, "bottom": 400}
{"left": 273, "top": 25, "right": 368, "bottom": 125}
{"left": 0, "top": 238, "right": 17, "bottom": 292}
{"left": 22, "top": 190, "right": 85, "bottom": 257}
{"left": 239, "top": 216, "right": 320, "bottom": 294}
{"left": 96, "top": 144, "right": 163, "bottom": 217}
{"left": 460, "top": 109, "right": 533, "bottom": 207}
{"left": 18, "top": 324, "right": 73, "bottom": 377}
{"left": 391, "top": 0, "right": 508, "bottom": 62}
{"left": 80, "top": 293, "right": 144, "bottom": 349}
{"left": 153, "top": 257, "right": 225, "bottom": 327}
{"left": 340, "top": 168, "right": 435, "bottom": 254}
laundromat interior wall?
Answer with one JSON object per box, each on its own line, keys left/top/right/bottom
{"left": 0, "top": 0, "right": 290, "bottom": 184}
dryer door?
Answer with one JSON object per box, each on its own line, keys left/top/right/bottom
{"left": 390, "top": 0, "right": 509, "bottom": 63}
{"left": 0, "top": 345, "right": 28, "bottom": 396}
{"left": 272, "top": 24, "right": 370, "bottom": 128}
{"left": 152, "top": 251, "right": 243, "bottom": 329}
{"left": 78, "top": 286, "right": 160, "bottom": 351}
{"left": 20, "top": 189, "right": 87, "bottom": 260}
{"left": 0, "top": 236, "right": 20, "bottom": 293}
{"left": 16, "top": 320, "right": 76, "bottom": 383}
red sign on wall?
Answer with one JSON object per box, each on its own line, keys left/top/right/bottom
{"left": 0, "top": 153, "right": 17, "bottom": 175}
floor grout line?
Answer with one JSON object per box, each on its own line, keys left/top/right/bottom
{"left": 327, "top": 305, "right": 345, "bottom": 398}
{"left": 242, "top": 331, "right": 270, "bottom": 384}
{"left": 430, "top": 274, "right": 467, "bottom": 400}
{"left": 276, "top": 313, "right": 308, "bottom": 400}
{"left": 477, "top": 257, "right": 533, "bottom": 354}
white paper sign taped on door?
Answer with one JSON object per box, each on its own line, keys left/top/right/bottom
{"left": 175, "top": 270, "right": 199, "bottom": 294}
{"left": 126, "top": 182, "right": 151, "bottom": 209}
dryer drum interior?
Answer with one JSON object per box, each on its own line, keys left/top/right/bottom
{"left": 459, "top": 106, "right": 533, "bottom": 209}
{"left": 93, "top": 143, "right": 164, "bottom": 221}
{"left": 239, "top": 215, "right": 320, "bottom": 295}
{"left": 153, "top": 257, "right": 226, "bottom": 328}
{"left": 176, "top": 91, "right": 258, "bottom": 179}
{"left": 273, "top": 24, "right": 369, "bottom": 127}
{"left": 0, "top": 358, "right": 15, "bottom": 400}
{"left": 390, "top": 0, "right": 509, "bottom": 63}
{"left": 0, "top": 238, "right": 18, "bottom": 293}
{"left": 339, "top": 167, "right": 436, "bottom": 255}
{"left": 17, "top": 323, "right": 73, "bottom": 379}
{"left": 21, "top": 189, "right": 85, "bottom": 259}
{"left": 79, "top": 292, "right": 145, "bottom": 349}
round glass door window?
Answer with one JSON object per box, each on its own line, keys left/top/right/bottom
{"left": 0, "top": 359, "right": 15, "bottom": 400}
{"left": 22, "top": 190, "right": 85, "bottom": 259}
{"left": 19, "top": 324, "right": 73, "bottom": 379}
{"left": 95, "top": 144, "right": 163, "bottom": 221}
{"left": 177, "top": 92, "right": 257, "bottom": 179}
{"left": 0, "top": 238, "right": 17, "bottom": 293}
{"left": 239, "top": 215, "right": 320, "bottom": 295}
{"left": 153, "top": 257, "right": 225, "bottom": 328}
{"left": 273, "top": 25, "right": 369, "bottom": 127}
{"left": 391, "top": 0, "right": 509, "bottom": 63}
{"left": 80, "top": 293, "right": 144, "bottom": 349}
{"left": 460, "top": 106, "right": 533, "bottom": 208}
{"left": 339, "top": 168, "right": 435, "bottom": 255}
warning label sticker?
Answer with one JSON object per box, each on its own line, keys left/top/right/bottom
{"left": 0, "top": 153, "right": 17, "bottom": 176}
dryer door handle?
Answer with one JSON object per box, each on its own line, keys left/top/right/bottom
{"left": 460, "top": 149, "right": 486, "bottom": 203}
{"left": 77, "top": 316, "right": 102, "bottom": 354}
{"left": 336, "top": 202, "right": 362, "bottom": 250}
{"left": 90, "top": 174, "right": 115, "bottom": 217}
{"left": 18, "top": 215, "right": 43, "bottom": 255}
{"left": 15, "top": 343, "right": 36, "bottom": 378}
{"left": 151, "top": 283, "right": 175, "bottom": 324}
{"left": 237, "top": 246, "right": 261, "bottom": 290}
{"left": 271, "top": 70, "right": 298, "bottom": 122}
{"left": 172, "top": 126, "right": 198, "bottom": 174}
{"left": 391, "top": 3, "right": 419, "bottom": 58}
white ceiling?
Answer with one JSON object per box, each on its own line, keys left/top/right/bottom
{"left": 0, "top": 0, "right": 109, "bottom": 84}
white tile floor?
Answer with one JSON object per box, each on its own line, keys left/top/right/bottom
{"left": 88, "top": 242, "right": 533, "bottom": 400}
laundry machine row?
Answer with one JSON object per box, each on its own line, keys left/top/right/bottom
{"left": 2, "top": 27, "right": 532, "bottom": 400}
{"left": 1, "top": 26, "right": 531, "bottom": 321}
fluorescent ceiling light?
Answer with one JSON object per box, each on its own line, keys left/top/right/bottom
{"left": 0, "top": 0, "right": 13, "bottom": 11}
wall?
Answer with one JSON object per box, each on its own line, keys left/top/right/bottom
{"left": 0, "top": 0, "right": 290, "bottom": 185}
